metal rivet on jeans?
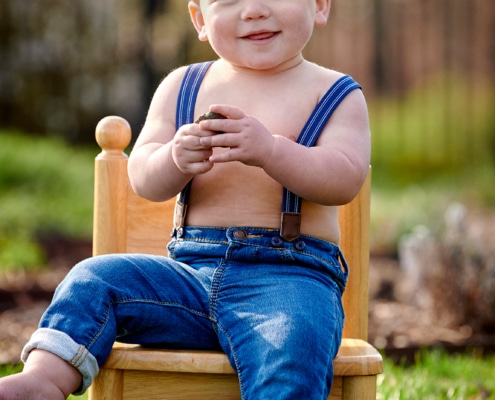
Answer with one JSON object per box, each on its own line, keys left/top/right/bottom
{"left": 294, "top": 240, "right": 306, "bottom": 251}
{"left": 271, "top": 236, "right": 284, "bottom": 247}
{"left": 177, "top": 227, "right": 184, "bottom": 238}
{"left": 233, "top": 229, "right": 247, "bottom": 240}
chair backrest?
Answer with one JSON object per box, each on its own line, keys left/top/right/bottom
{"left": 93, "top": 116, "right": 371, "bottom": 341}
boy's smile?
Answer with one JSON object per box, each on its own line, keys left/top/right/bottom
{"left": 189, "top": 0, "right": 331, "bottom": 72}
{"left": 241, "top": 30, "right": 280, "bottom": 44}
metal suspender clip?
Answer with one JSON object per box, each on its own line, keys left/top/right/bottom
{"left": 172, "top": 199, "right": 187, "bottom": 238}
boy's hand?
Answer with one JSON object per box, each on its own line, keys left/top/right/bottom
{"left": 171, "top": 123, "right": 216, "bottom": 175}
{"left": 197, "top": 105, "right": 274, "bottom": 168}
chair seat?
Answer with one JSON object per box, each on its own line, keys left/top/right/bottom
{"left": 89, "top": 339, "right": 383, "bottom": 400}
{"left": 104, "top": 338, "right": 383, "bottom": 376}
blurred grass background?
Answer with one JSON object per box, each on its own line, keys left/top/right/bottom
{"left": 370, "top": 75, "right": 495, "bottom": 254}
{"left": 0, "top": 133, "right": 96, "bottom": 270}
{"left": 0, "top": 0, "right": 494, "bottom": 396}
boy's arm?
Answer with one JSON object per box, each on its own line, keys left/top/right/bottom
{"left": 128, "top": 67, "right": 213, "bottom": 202}
{"left": 199, "top": 89, "right": 371, "bottom": 206}
{"left": 264, "top": 88, "right": 371, "bottom": 205}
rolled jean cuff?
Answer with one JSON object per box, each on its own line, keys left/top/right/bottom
{"left": 21, "top": 328, "right": 99, "bottom": 395}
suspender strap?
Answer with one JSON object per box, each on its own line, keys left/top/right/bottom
{"left": 173, "top": 62, "right": 214, "bottom": 237}
{"left": 280, "top": 75, "right": 362, "bottom": 241}
{"left": 175, "top": 61, "right": 214, "bottom": 131}
{"left": 171, "top": 65, "right": 361, "bottom": 241}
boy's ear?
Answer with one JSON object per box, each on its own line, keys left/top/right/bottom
{"left": 315, "top": 0, "right": 331, "bottom": 27}
{"left": 188, "top": 1, "right": 208, "bottom": 41}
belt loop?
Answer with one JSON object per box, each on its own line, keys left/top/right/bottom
{"left": 337, "top": 248, "right": 349, "bottom": 275}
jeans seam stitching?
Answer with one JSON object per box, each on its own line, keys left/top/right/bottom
{"left": 86, "top": 300, "right": 211, "bottom": 351}
{"left": 113, "top": 298, "right": 211, "bottom": 319}
{"left": 209, "top": 259, "right": 228, "bottom": 320}
{"left": 217, "top": 322, "right": 245, "bottom": 400}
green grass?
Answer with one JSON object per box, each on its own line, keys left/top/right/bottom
{"left": 1, "top": 349, "right": 494, "bottom": 399}
{"left": 378, "top": 349, "right": 495, "bottom": 399}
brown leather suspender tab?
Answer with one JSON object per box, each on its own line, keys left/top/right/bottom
{"left": 280, "top": 212, "right": 301, "bottom": 242}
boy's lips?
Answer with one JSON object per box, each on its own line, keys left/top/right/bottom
{"left": 243, "top": 30, "right": 279, "bottom": 42}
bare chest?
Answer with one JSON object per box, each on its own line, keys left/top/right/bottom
{"left": 194, "top": 81, "right": 320, "bottom": 141}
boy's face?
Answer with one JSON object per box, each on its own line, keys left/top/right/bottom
{"left": 189, "top": 0, "right": 331, "bottom": 71}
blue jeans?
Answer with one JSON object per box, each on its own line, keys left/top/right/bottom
{"left": 22, "top": 226, "right": 348, "bottom": 399}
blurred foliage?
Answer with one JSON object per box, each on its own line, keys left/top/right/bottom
{"left": 0, "top": 131, "right": 96, "bottom": 270}
{"left": 369, "top": 168, "right": 495, "bottom": 255}
{"left": 369, "top": 74, "right": 495, "bottom": 253}
{"left": 370, "top": 74, "right": 495, "bottom": 181}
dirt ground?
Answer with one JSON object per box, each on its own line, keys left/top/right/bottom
{"left": 0, "top": 237, "right": 91, "bottom": 365}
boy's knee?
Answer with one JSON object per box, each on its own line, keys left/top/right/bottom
{"left": 69, "top": 254, "right": 129, "bottom": 280}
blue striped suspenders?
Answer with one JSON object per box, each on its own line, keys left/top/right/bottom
{"left": 172, "top": 61, "right": 214, "bottom": 236}
{"left": 172, "top": 62, "right": 362, "bottom": 241}
{"left": 280, "top": 75, "right": 361, "bottom": 241}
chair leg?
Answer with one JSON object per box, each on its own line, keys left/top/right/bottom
{"left": 342, "top": 375, "right": 377, "bottom": 400}
{"left": 88, "top": 369, "right": 123, "bottom": 400}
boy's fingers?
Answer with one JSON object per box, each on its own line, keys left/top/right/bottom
{"left": 209, "top": 105, "right": 245, "bottom": 119}
{"left": 209, "top": 150, "right": 233, "bottom": 163}
{"left": 187, "top": 123, "right": 218, "bottom": 137}
{"left": 200, "top": 134, "right": 233, "bottom": 147}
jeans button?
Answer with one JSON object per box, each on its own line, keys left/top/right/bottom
{"left": 271, "top": 236, "right": 284, "bottom": 247}
{"left": 233, "top": 229, "right": 247, "bottom": 240}
{"left": 177, "top": 228, "right": 184, "bottom": 238}
{"left": 294, "top": 240, "right": 306, "bottom": 251}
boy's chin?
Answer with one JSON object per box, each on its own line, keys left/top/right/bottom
{"left": 226, "top": 56, "right": 303, "bottom": 73}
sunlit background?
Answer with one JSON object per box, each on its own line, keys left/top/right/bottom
{"left": 1, "top": 0, "right": 494, "bottom": 373}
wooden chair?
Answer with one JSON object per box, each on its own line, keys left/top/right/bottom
{"left": 88, "top": 116, "right": 383, "bottom": 400}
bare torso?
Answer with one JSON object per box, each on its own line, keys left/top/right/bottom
{"left": 184, "top": 62, "right": 342, "bottom": 243}
{"left": 185, "top": 164, "right": 340, "bottom": 243}
{"left": 129, "top": 60, "right": 369, "bottom": 245}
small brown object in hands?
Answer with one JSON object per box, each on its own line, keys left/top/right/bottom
{"left": 195, "top": 111, "right": 227, "bottom": 134}
{"left": 195, "top": 111, "right": 227, "bottom": 123}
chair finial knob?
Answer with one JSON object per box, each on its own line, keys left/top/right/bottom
{"left": 95, "top": 116, "right": 131, "bottom": 154}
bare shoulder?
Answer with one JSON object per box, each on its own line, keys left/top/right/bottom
{"left": 305, "top": 61, "right": 344, "bottom": 79}
{"left": 311, "top": 62, "right": 370, "bottom": 170}
{"left": 133, "top": 66, "right": 190, "bottom": 147}
{"left": 146, "top": 66, "right": 189, "bottom": 118}
{"left": 303, "top": 61, "right": 360, "bottom": 98}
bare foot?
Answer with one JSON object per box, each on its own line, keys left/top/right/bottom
{"left": 0, "top": 371, "right": 65, "bottom": 400}
{"left": 0, "top": 350, "right": 82, "bottom": 400}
